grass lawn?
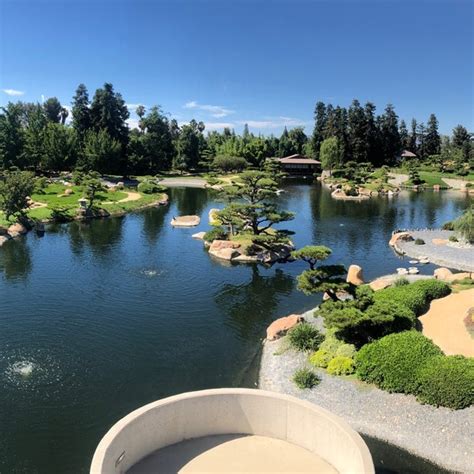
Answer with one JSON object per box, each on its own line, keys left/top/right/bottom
{"left": 0, "top": 182, "right": 167, "bottom": 227}
{"left": 391, "top": 167, "right": 474, "bottom": 184}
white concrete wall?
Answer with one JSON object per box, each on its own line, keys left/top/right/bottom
{"left": 91, "top": 388, "right": 374, "bottom": 474}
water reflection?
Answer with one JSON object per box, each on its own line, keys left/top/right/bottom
{"left": 171, "top": 187, "right": 210, "bottom": 217}
{"left": 0, "top": 238, "right": 32, "bottom": 281}
{"left": 140, "top": 206, "right": 169, "bottom": 244}
{"left": 215, "top": 266, "right": 294, "bottom": 339}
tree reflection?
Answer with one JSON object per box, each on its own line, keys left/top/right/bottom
{"left": 214, "top": 266, "right": 294, "bottom": 340}
{"left": 170, "top": 187, "right": 210, "bottom": 217}
{"left": 0, "top": 238, "right": 32, "bottom": 281}
{"left": 141, "top": 206, "right": 168, "bottom": 244}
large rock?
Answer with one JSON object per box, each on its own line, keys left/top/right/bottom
{"left": 266, "top": 314, "right": 304, "bottom": 341}
{"left": 389, "top": 232, "right": 414, "bottom": 247}
{"left": 0, "top": 235, "right": 10, "bottom": 247}
{"left": 171, "top": 215, "right": 200, "bottom": 227}
{"left": 346, "top": 264, "right": 364, "bottom": 285}
{"left": 64, "top": 188, "right": 74, "bottom": 196}
{"left": 208, "top": 240, "right": 241, "bottom": 260}
{"left": 8, "top": 223, "right": 28, "bottom": 238}
{"left": 369, "top": 278, "right": 392, "bottom": 291}
{"left": 434, "top": 267, "right": 472, "bottom": 282}
{"left": 323, "top": 290, "right": 353, "bottom": 301}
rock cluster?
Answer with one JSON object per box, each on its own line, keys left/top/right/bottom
{"left": 434, "top": 267, "right": 472, "bottom": 282}
{"left": 170, "top": 215, "right": 201, "bottom": 227}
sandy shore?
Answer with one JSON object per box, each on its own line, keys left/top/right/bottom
{"left": 258, "top": 309, "right": 474, "bottom": 473}
{"left": 420, "top": 288, "right": 474, "bottom": 357}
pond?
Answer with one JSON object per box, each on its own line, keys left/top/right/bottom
{"left": 0, "top": 183, "right": 470, "bottom": 473}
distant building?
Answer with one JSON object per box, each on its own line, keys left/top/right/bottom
{"left": 275, "top": 154, "right": 321, "bottom": 176}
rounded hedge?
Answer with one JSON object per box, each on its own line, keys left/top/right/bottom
{"left": 137, "top": 181, "right": 164, "bottom": 194}
{"left": 287, "top": 323, "right": 324, "bottom": 352}
{"left": 355, "top": 331, "right": 443, "bottom": 393}
{"left": 416, "top": 356, "right": 474, "bottom": 409}
{"left": 327, "top": 356, "right": 355, "bottom": 376}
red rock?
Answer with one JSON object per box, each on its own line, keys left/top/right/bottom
{"left": 266, "top": 314, "right": 304, "bottom": 341}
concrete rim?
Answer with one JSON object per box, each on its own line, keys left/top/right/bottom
{"left": 91, "top": 388, "right": 374, "bottom": 473}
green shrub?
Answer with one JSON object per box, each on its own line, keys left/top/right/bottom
{"left": 203, "top": 226, "right": 228, "bottom": 242}
{"left": 373, "top": 279, "right": 450, "bottom": 316}
{"left": 212, "top": 155, "right": 248, "bottom": 173}
{"left": 309, "top": 349, "right": 333, "bottom": 368}
{"left": 309, "top": 331, "right": 356, "bottom": 368}
{"left": 454, "top": 209, "right": 474, "bottom": 243}
{"left": 137, "top": 180, "right": 165, "bottom": 194}
{"left": 287, "top": 323, "right": 324, "bottom": 352}
{"left": 448, "top": 235, "right": 459, "bottom": 242}
{"left": 327, "top": 356, "right": 355, "bottom": 375}
{"left": 355, "top": 331, "right": 443, "bottom": 393}
{"left": 293, "top": 368, "right": 321, "bottom": 389}
{"left": 442, "top": 221, "right": 454, "bottom": 230}
{"left": 393, "top": 277, "right": 409, "bottom": 287}
{"left": 34, "top": 177, "right": 48, "bottom": 194}
{"left": 206, "top": 177, "right": 220, "bottom": 186}
{"left": 416, "top": 356, "right": 474, "bottom": 409}
{"left": 414, "top": 238, "right": 425, "bottom": 245}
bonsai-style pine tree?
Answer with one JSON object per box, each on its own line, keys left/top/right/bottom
{"left": 292, "top": 245, "right": 349, "bottom": 301}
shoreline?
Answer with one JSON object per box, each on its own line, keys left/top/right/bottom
{"left": 258, "top": 308, "right": 474, "bottom": 473}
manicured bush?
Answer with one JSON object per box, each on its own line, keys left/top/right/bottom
{"left": 309, "top": 330, "right": 356, "bottom": 368}
{"left": 212, "top": 155, "right": 248, "bottom": 173}
{"left": 414, "top": 238, "right": 425, "bottom": 245}
{"left": 309, "top": 349, "right": 333, "bottom": 368}
{"left": 293, "top": 368, "right": 321, "bottom": 389}
{"left": 287, "top": 323, "right": 324, "bottom": 352}
{"left": 327, "top": 356, "right": 355, "bottom": 375}
{"left": 393, "top": 277, "right": 409, "bottom": 287}
{"left": 203, "top": 226, "right": 228, "bottom": 242}
{"left": 373, "top": 279, "right": 450, "bottom": 316}
{"left": 416, "top": 356, "right": 474, "bottom": 409}
{"left": 137, "top": 180, "right": 165, "bottom": 194}
{"left": 355, "top": 331, "right": 443, "bottom": 393}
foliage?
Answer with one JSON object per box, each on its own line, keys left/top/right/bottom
{"left": 309, "top": 330, "right": 356, "bottom": 369}
{"left": 449, "top": 235, "right": 458, "bottom": 242}
{"left": 287, "top": 323, "right": 324, "bottom": 352}
{"left": 373, "top": 279, "right": 451, "bottom": 316}
{"left": 327, "top": 356, "right": 355, "bottom": 375}
{"left": 320, "top": 137, "right": 343, "bottom": 172}
{"left": 393, "top": 277, "right": 409, "bottom": 287}
{"left": 291, "top": 245, "right": 332, "bottom": 270}
{"left": 453, "top": 208, "right": 474, "bottom": 243}
{"left": 442, "top": 221, "right": 454, "bottom": 230}
{"left": 80, "top": 129, "right": 122, "bottom": 174}
{"left": 0, "top": 168, "right": 35, "bottom": 220}
{"left": 33, "top": 177, "right": 48, "bottom": 194}
{"left": 355, "top": 331, "right": 443, "bottom": 393}
{"left": 82, "top": 171, "right": 104, "bottom": 209}
{"left": 212, "top": 155, "right": 248, "bottom": 173}
{"left": 408, "top": 166, "right": 423, "bottom": 185}
{"left": 416, "top": 355, "right": 474, "bottom": 409}
{"left": 203, "top": 226, "right": 228, "bottom": 242}
{"left": 414, "top": 238, "right": 425, "bottom": 245}
{"left": 137, "top": 180, "right": 165, "bottom": 194}
{"left": 293, "top": 368, "right": 321, "bottom": 389}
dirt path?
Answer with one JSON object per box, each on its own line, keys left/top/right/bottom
{"left": 388, "top": 173, "right": 408, "bottom": 187}
{"left": 159, "top": 177, "right": 207, "bottom": 188}
{"left": 117, "top": 191, "right": 141, "bottom": 203}
{"left": 441, "top": 177, "right": 470, "bottom": 189}
{"left": 419, "top": 288, "right": 474, "bottom": 357}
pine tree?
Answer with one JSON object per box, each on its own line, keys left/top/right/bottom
{"left": 43, "top": 97, "right": 62, "bottom": 123}
{"left": 347, "top": 99, "right": 367, "bottom": 162}
{"left": 425, "top": 114, "right": 441, "bottom": 156}
{"left": 364, "top": 102, "right": 379, "bottom": 165}
{"left": 399, "top": 120, "right": 409, "bottom": 150}
{"left": 380, "top": 104, "right": 401, "bottom": 164}
{"left": 312, "top": 101, "right": 326, "bottom": 159}
{"left": 71, "top": 84, "right": 91, "bottom": 137}
{"left": 409, "top": 119, "right": 417, "bottom": 154}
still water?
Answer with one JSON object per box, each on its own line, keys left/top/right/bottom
{"left": 0, "top": 183, "right": 470, "bottom": 473}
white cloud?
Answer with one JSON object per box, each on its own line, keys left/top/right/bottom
{"left": 126, "top": 103, "right": 146, "bottom": 113}
{"left": 237, "top": 116, "right": 308, "bottom": 129}
{"left": 126, "top": 118, "right": 140, "bottom": 129}
{"left": 184, "top": 100, "right": 234, "bottom": 118}
{"left": 2, "top": 88, "right": 24, "bottom": 96}
{"left": 204, "top": 122, "right": 234, "bottom": 131}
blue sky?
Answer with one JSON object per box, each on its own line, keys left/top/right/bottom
{"left": 0, "top": 0, "right": 472, "bottom": 135}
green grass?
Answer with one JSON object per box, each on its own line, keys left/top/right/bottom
{"left": 0, "top": 182, "right": 167, "bottom": 226}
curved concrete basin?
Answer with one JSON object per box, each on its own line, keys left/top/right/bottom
{"left": 91, "top": 388, "right": 374, "bottom": 473}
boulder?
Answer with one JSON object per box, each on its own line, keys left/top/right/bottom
{"left": 266, "top": 314, "right": 304, "bottom": 341}
{"left": 397, "top": 268, "right": 409, "bottom": 275}
{"left": 346, "top": 264, "right": 364, "bottom": 285}
{"left": 433, "top": 184, "right": 441, "bottom": 191}
{"left": 369, "top": 278, "right": 392, "bottom": 291}
{"left": 192, "top": 232, "right": 206, "bottom": 240}
{"left": 408, "top": 267, "right": 419, "bottom": 274}
{"left": 0, "top": 235, "right": 9, "bottom": 247}
{"left": 208, "top": 240, "right": 241, "bottom": 260}
{"left": 432, "top": 238, "right": 448, "bottom": 246}
{"left": 419, "top": 257, "right": 430, "bottom": 264}
{"left": 8, "top": 223, "right": 28, "bottom": 238}
{"left": 158, "top": 195, "right": 169, "bottom": 206}
{"left": 64, "top": 188, "right": 74, "bottom": 196}
{"left": 323, "top": 290, "right": 353, "bottom": 301}
{"left": 171, "top": 215, "right": 200, "bottom": 227}
{"left": 434, "top": 267, "right": 472, "bottom": 282}
{"left": 389, "top": 232, "right": 413, "bottom": 247}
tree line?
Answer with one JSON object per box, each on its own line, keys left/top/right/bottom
{"left": 0, "top": 83, "right": 472, "bottom": 176}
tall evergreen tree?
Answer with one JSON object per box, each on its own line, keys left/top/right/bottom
{"left": 425, "top": 113, "right": 441, "bottom": 156}
{"left": 43, "top": 97, "right": 63, "bottom": 123}
{"left": 71, "top": 84, "right": 91, "bottom": 137}
{"left": 0, "top": 103, "right": 25, "bottom": 169}
{"left": 364, "top": 102, "right": 379, "bottom": 164}
{"left": 347, "top": 99, "right": 367, "bottom": 162}
{"left": 408, "top": 118, "right": 418, "bottom": 154}
{"left": 311, "top": 101, "right": 326, "bottom": 159}
{"left": 379, "top": 104, "right": 401, "bottom": 164}
{"left": 399, "top": 120, "right": 409, "bottom": 150}
{"left": 416, "top": 122, "right": 426, "bottom": 159}
{"left": 278, "top": 127, "right": 293, "bottom": 157}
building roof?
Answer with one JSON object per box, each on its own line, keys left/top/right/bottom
{"left": 401, "top": 150, "right": 417, "bottom": 158}
{"left": 276, "top": 154, "right": 321, "bottom": 164}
